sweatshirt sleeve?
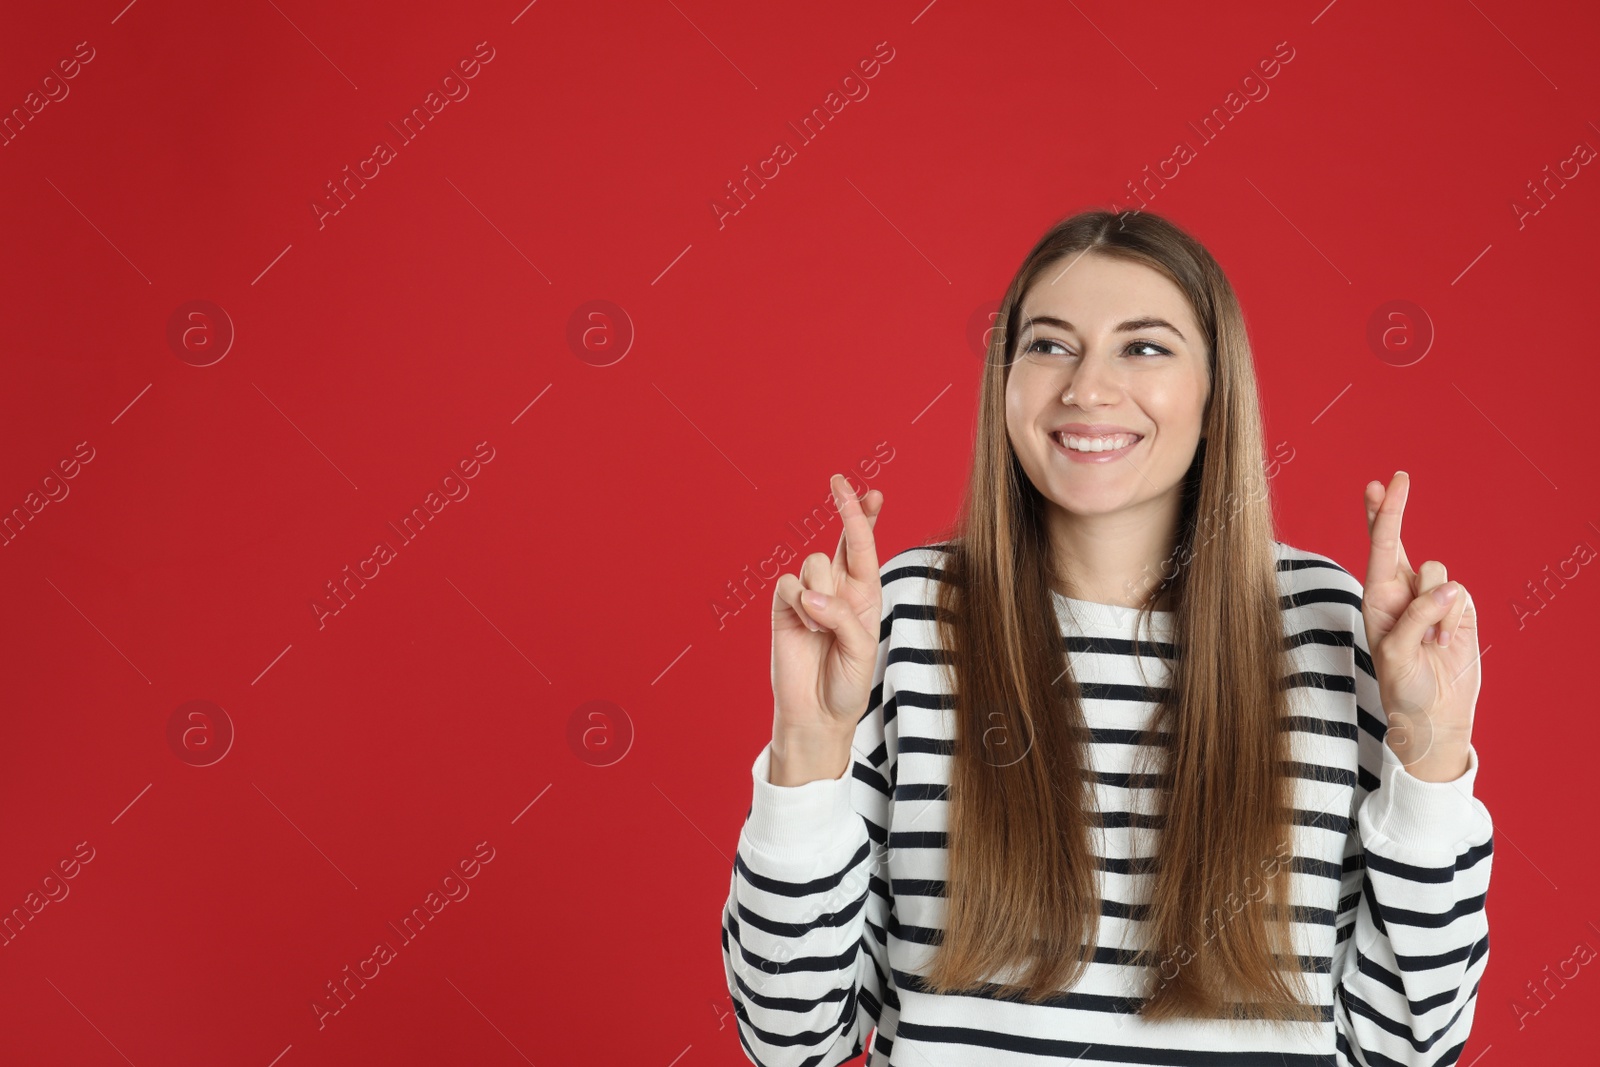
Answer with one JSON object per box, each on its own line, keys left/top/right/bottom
{"left": 1332, "top": 599, "right": 1494, "bottom": 1066}
{"left": 720, "top": 589, "right": 899, "bottom": 1067}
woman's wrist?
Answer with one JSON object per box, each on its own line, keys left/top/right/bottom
{"left": 768, "top": 730, "right": 853, "bottom": 786}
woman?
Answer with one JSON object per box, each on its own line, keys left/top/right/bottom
{"left": 721, "top": 209, "right": 1492, "bottom": 1066}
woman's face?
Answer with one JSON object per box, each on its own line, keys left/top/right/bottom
{"left": 1004, "top": 252, "right": 1211, "bottom": 522}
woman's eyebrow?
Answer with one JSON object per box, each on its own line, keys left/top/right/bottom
{"left": 1022, "top": 314, "right": 1187, "bottom": 342}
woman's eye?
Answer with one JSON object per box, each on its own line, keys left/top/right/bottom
{"left": 1024, "top": 339, "right": 1170, "bottom": 357}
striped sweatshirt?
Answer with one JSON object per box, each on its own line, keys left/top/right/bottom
{"left": 720, "top": 541, "right": 1493, "bottom": 1067}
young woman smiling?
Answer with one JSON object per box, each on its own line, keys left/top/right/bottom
{"left": 722, "top": 209, "right": 1491, "bottom": 1066}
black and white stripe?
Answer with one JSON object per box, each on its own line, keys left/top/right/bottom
{"left": 722, "top": 542, "right": 1493, "bottom": 1067}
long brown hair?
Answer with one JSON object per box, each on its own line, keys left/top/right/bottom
{"left": 921, "top": 208, "right": 1315, "bottom": 1024}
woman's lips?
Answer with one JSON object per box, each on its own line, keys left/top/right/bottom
{"left": 1049, "top": 431, "right": 1142, "bottom": 463}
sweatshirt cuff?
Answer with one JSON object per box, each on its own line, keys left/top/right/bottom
{"left": 1361, "top": 741, "right": 1490, "bottom": 856}
{"left": 741, "top": 743, "right": 861, "bottom": 864}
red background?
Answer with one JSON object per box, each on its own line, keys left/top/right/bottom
{"left": 1, "top": 0, "right": 1594, "bottom": 1063}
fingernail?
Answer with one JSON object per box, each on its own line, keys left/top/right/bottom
{"left": 803, "top": 591, "right": 826, "bottom": 610}
{"left": 1432, "top": 584, "right": 1458, "bottom": 605}
{"left": 1439, "top": 627, "right": 1452, "bottom": 646}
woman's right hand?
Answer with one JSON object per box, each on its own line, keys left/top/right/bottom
{"left": 768, "top": 474, "right": 885, "bottom": 786}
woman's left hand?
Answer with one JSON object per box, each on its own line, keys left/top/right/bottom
{"left": 1362, "top": 471, "right": 1481, "bottom": 783}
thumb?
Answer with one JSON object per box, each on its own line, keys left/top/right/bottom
{"left": 1385, "top": 582, "right": 1460, "bottom": 658}
{"left": 801, "top": 589, "right": 877, "bottom": 674}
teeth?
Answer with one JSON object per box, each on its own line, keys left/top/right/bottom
{"left": 1055, "top": 432, "right": 1138, "bottom": 453}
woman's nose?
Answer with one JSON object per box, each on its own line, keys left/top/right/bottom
{"left": 1065, "top": 348, "right": 1120, "bottom": 404}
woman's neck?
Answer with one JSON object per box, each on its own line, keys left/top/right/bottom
{"left": 1048, "top": 501, "right": 1181, "bottom": 611}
